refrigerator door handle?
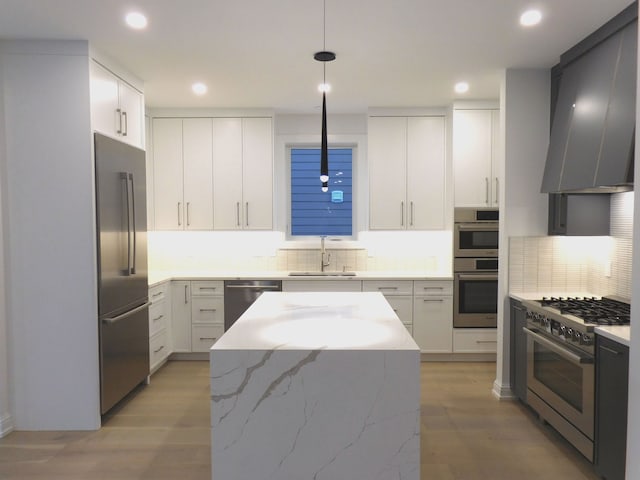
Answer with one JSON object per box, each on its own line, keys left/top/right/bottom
{"left": 102, "top": 301, "right": 151, "bottom": 324}
{"left": 120, "top": 172, "right": 132, "bottom": 276}
{"left": 128, "top": 172, "right": 137, "bottom": 275}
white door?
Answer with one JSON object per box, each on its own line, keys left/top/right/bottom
{"left": 153, "top": 118, "right": 184, "bottom": 230}
{"left": 213, "top": 118, "right": 243, "bottom": 230}
{"left": 407, "top": 116, "right": 446, "bottom": 229}
{"left": 183, "top": 118, "right": 213, "bottom": 230}
{"left": 368, "top": 116, "right": 407, "bottom": 229}
{"left": 242, "top": 118, "right": 273, "bottom": 230}
{"left": 453, "top": 110, "right": 493, "bottom": 207}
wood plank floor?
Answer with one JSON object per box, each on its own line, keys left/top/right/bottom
{"left": 0, "top": 360, "right": 599, "bottom": 479}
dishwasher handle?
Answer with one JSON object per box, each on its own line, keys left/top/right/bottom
{"left": 224, "top": 285, "right": 282, "bottom": 290}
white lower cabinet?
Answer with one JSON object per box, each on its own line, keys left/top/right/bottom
{"left": 282, "top": 280, "right": 363, "bottom": 292}
{"left": 149, "top": 282, "right": 171, "bottom": 371}
{"left": 171, "top": 281, "right": 192, "bottom": 352}
{"left": 453, "top": 328, "right": 497, "bottom": 353}
{"left": 412, "top": 281, "right": 453, "bottom": 353}
{"left": 362, "top": 280, "right": 413, "bottom": 334}
{"left": 191, "top": 280, "right": 224, "bottom": 352}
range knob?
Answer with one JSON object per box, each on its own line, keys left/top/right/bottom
{"left": 573, "top": 331, "right": 582, "bottom": 342}
{"left": 567, "top": 328, "right": 574, "bottom": 338}
{"left": 582, "top": 334, "right": 593, "bottom": 346}
{"left": 560, "top": 325, "right": 567, "bottom": 337}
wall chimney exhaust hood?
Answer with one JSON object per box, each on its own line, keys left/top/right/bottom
{"left": 541, "top": 8, "right": 637, "bottom": 194}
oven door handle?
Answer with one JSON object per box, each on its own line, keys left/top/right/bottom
{"left": 456, "top": 274, "right": 498, "bottom": 281}
{"left": 523, "top": 327, "right": 593, "bottom": 365}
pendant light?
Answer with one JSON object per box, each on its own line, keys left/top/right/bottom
{"left": 314, "top": 0, "right": 335, "bottom": 190}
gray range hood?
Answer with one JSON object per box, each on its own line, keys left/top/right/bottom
{"left": 541, "top": 17, "right": 636, "bottom": 194}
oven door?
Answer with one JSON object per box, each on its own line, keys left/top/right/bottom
{"left": 454, "top": 223, "right": 499, "bottom": 257}
{"left": 524, "top": 327, "right": 594, "bottom": 440}
{"left": 453, "top": 272, "right": 497, "bottom": 327}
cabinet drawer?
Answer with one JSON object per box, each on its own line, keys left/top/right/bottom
{"left": 191, "top": 280, "right": 224, "bottom": 296}
{"left": 191, "top": 297, "right": 224, "bottom": 324}
{"left": 414, "top": 280, "right": 453, "bottom": 296}
{"left": 149, "top": 301, "right": 167, "bottom": 336}
{"left": 384, "top": 296, "right": 413, "bottom": 325}
{"left": 192, "top": 325, "right": 225, "bottom": 352}
{"left": 150, "top": 329, "right": 169, "bottom": 369}
{"left": 453, "top": 328, "right": 497, "bottom": 353}
{"left": 149, "top": 282, "right": 169, "bottom": 303}
{"left": 362, "top": 280, "right": 413, "bottom": 296}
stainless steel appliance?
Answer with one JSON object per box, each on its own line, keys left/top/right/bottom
{"left": 453, "top": 208, "right": 498, "bottom": 328}
{"left": 521, "top": 296, "right": 631, "bottom": 462}
{"left": 453, "top": 258, "right": 498, "bottom": 327}
{"left": 95, "top": 133, "right": 149, "bottom": 415}
{"left": 224, "top": 280, "right": 282, "bottom": 330}
{"left": 454, "top": 207, "right": 499, "bottom": 258}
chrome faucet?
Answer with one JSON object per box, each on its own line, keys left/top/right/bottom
{"left": 320, "top": 236, "right": 331, "bottom": 272}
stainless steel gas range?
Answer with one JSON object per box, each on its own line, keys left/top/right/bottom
{"left": 521, "top": 296, "right": 631, "bottom": 462}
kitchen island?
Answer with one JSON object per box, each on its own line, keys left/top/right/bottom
{"left": 210, "top": 291, "right": 420, "bottom": 480}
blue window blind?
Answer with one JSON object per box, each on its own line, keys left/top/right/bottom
{"left": 291, "top": 148, "right": 352, "bottom": 236}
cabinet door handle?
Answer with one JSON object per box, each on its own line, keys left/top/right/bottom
{"left": 184, "top": 284, "right": 188, "bottom": 304}
{"left": 494, "top": 177, "right": 499, "bottom": 205}
{"left": 200, "top": 337, "right": 218, "bottom": 341}
{"left": 423, "top": 298, "right": 444, "bottom": 302}
{"left": 152, "top": 291, "right": 164, "bottom": 298}
{"left": 245, "top": 202, "right": 249, "bottom": 227}
{"left": 378, "top": 287, "right": 398, "bottom": 291}
{"left": 476, "top": 340, "right": 497, "bottom": 344}
{"left": 122, "top": 110, "right": 128, "bottom": 137}
{"left": 599, "top": 345, "right": 623, "bottom": 356}
{"left": 153, "top": 315, "right": 164, "bottom": 321}
{"left": 198, "top": 287, "right": 217, "bottom": 291}
{"left": 186, "top": 202, "right": 191, "bottom": 226}
{"left": 116, "top": 108, "right": 123, "bottom": 134}
{"left": 236, "top": 202, "right": 241, "bottom": 227}
{"left": 199, "top": 308, "right": 217, "bottom": 312}
{"left": 153, "top": 345, "right": 164, "bottom": 354}
{"left": 401, "top": 201, "right": 404, "bottom": 226}
{"left": 485, "top": 177, "right": 489, "bottom": 204}
{"left": 410, "top": 201, "right": 414, "bottom": 226}
{"left": 178, "top": 202, "right": 182, "bottom": 226}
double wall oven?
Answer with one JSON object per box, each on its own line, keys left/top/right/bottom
{"left": 521, "top": 296, "right": 631, "bottom": 462}
{"left": 453, "top": 208, "right": 498, "bottom": 328}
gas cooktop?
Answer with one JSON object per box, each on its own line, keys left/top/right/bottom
{"left": 535, "top": 296, "right": 630, "bottom": 326}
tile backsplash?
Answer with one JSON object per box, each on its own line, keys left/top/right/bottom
{"left": 509, "top": 192, "right": 633, "bottom": 299}
{"left": 148, "top": 230, "right": 452, "bottom": 274}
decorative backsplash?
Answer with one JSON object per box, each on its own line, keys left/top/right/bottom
{"left": 509, "top": 192, "right": 633, "bottom": 299}
{"left": 148, "top": 230, "right": 452, "bottom": 274}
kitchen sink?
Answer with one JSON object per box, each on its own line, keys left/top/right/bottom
{"left": 288, "top": 271, "right": 357, "bottom": 277}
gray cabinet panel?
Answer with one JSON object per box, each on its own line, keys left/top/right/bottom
{"left": 560, "top": 32, "right": 620, "bottom": 191}
{"left": 596, "top": 21, "right": 637, "bottom": 187}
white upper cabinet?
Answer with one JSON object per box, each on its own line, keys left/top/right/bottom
{"left": 369, "top": 116, "right": 446, "bottom": 230}
{"left": 152, "top": 118, "right": 214, "bottom": 230}
{"left": 213, "top": 117, "right": 273, "bottom": 230}
{"left": 90, "top": 60, "right": 144, "bottom": 148}
{"left": 453, "top": 109, "right": 500, "bottom": 207}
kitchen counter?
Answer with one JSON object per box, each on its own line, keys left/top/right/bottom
{"left": 149, "top": 270, "right": 453, "bottom": 287}
{"left": 594, "top": 326, "right": 630, "bottom": 347}
{"left": 209, "top": 292, "right": 420, "bottom": 479}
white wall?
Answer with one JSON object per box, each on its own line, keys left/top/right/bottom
{"left": 0, "top": 43, "right": 11, "bottom": 437}
{"left": 625, "top": 22, "right": 640, "bottom": 476}
{"left": 0, "top": 40, "right": 100, "bottom": 430}
{"left": 493, "top": 68, "right": 550, "bottom": 397}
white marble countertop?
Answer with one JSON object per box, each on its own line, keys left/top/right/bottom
{"left": 149, "top": 270, "right": 453, "bottom": 287}
{"left": 595, "top": 326, "right": 630, "bottom": 347}
{"left": 211, "top": 291, "right": 419, "bottom": 351}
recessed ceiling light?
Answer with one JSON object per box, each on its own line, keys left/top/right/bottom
{"left": 520, "top": 9, "right": 542, "bottom": 27}
{"left": 318, "top": 83, "right": 331, "bottom": 93}
{"left": 192, "top": 82, "right": 208, "bottom": 95}
{"left": 125, "top": 12, "right": 148, "bottom": 29}
{"left": 454, "top": 82, "right": 469, "bottom": 94}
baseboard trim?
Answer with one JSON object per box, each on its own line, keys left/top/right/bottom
{"left": 0, "top": 412, "right": 14, "bottom": 438}
{"left": 492, "top": 380, "right": 516, "bottom": 400}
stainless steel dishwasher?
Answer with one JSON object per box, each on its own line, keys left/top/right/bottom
{"left": 224, "top": 280, "right": 282, "bottom": 330}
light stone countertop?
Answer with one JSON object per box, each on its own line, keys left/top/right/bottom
{"left": 148, "top": 270, "right": 453, "bottom": 287}
{"left": 212, "top": 291, "right": 419, "bottom": 351}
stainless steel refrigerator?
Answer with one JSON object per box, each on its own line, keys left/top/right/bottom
{"left": 94, "top": 133, "right": 149, "bottom": 415}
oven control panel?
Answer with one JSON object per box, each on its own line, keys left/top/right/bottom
{"left": 526, "top": 310, "right": 594, "bottom": 354}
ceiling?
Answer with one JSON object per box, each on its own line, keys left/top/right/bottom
{"left": 0, "top": 0, "right": 635, "bottom": 112}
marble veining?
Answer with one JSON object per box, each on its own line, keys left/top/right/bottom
{"left": 210, "top": 292, "right": 420, "bottom": 479}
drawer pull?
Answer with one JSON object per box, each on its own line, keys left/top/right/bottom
{"left": 423, "top": 298, "right": 444, "bottom": 302}
{"left": 200, "top": 337, "right": 218, "bottom": 341}
{"left": 198, "top": 287, "right": 218, "bottom": 291}
{"left": 378, "top": 287, "right": 398, "bottom": 291}
{"left": 423, "top": 287, "right": 444, "bottom": 291}
{"left": 152, "top": 292, "right": 164, "bottom": 298}
{"left": 153, "top": 345, "right": 164, "bottom": 354}
{"left": 199, "top": 308, "right": 217, "bottom": 312}
{"left": 600, "top": 345, "right": 623, "bottom": 356}
{"left": 476, "top": 340, "right": 497, "bottom": 344}
{"left": 153, "top": 315, "right": 164, "bottom": 321}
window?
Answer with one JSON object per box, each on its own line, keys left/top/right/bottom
{"left": 290, "top": 147, "right": 353, "bottom": 236}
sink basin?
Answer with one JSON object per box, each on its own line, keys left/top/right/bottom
{"left": 288, "top": 271, "right": 357, "bottom": 277}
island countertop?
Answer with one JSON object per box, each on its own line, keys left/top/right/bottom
{"left": 213, "top": 291, "right": 419, "bottom": 351}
